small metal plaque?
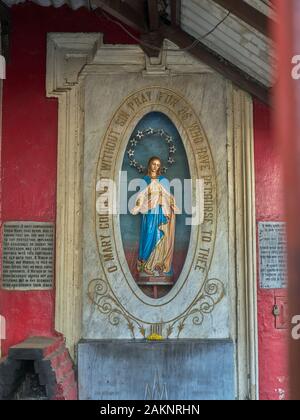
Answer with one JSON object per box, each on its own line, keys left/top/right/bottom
{"left": 2, "top": 222, "right": 54, "bottom": 290}
{"left": 259, "top": 222, "right": 287, "bottom": 289}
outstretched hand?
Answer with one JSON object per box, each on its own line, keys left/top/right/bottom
{"left": 130, "top": 206, "right": 140, "bottom": 215}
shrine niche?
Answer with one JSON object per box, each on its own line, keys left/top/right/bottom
{"left": 90, "top": 86, "right": 223, "bottom": 339}
{"left": 120, "top": 111, "right": 191, "bottom": 299}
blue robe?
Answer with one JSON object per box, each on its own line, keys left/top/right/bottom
{"left": 138, "top": 176, "right": 173, "bottom": 276}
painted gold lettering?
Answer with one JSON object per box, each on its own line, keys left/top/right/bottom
{"left": 195, "top": 248, "right": 210, "bottom": 272}
{"left": 115, "top": 110, "right": 130, "bottom": 127}
{"left": 202, "top": 231, "right": 213, "bottom": 243}
{"left": 188, "top": 123, "right": 204, "bottom": 144}
{"left": 108, "top": 266, "right": 118, "bottom": 273}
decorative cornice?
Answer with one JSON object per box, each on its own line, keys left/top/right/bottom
{"left": 47, "top": 34, "right": 213, "bottom": 96}
{"left": 46, "top": 33, "right": 102, "bottom": 95}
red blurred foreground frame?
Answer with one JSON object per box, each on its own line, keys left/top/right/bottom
{"left": 273, "top": 0, "right": 300, "bottom": 400}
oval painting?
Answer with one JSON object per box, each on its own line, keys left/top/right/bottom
{"left": 120, "top": 111, "right": 191, "bottom": 299}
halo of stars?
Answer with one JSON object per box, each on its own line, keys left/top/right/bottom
{"left": 127, "top": 128, "right": 177, "bottom": 174}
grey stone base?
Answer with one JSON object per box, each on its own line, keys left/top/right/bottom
{"left": 78, "top": 340, "right": 235, "bottom": 400}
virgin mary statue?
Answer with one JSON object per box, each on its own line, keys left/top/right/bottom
{"left": 131, "top": 157, "right": 179, "bottom": 278}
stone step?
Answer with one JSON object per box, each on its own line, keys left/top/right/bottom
{"left": 9, "top": 336, "right": 64, "bottom": 361}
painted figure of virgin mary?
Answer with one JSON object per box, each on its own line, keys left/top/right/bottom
{"left": 131, "top": 157, "right": 179, "bottom": 278}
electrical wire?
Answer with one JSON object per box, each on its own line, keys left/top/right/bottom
{"left": 94, "top": 7, "right": 231, "bottom": 53}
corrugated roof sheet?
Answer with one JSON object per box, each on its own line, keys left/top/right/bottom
{"left": 243, "top": 0, "right": 276, "bottom": 18}
{"left": 179, "top": 0, "right": 274, "bottom": 87}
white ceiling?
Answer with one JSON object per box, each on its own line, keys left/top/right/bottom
{"left": 3, "top": 0, "right": 88, "bottom": 9}
{"left": 179, "top": 0, "right": 274, "bottom": 87}
{"left": 2, "top": 0, "right": 275, "bottom": 16}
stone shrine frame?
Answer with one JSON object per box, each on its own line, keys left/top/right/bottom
{"left": 46, "top": 33, "right": 258, "bottom": 400}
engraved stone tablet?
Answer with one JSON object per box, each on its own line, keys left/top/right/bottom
{"left": 259, "top": 222, "right": 287, "bottom": 289}
{"left": 2, "top": 222, "right": 54, "bottom": 290}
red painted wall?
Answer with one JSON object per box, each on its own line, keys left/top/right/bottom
{"left": 254, "top": 100, "right": 288, "bottom": 400}
{"left": 0, "top": 3, "right": 137, "bottom": 356}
